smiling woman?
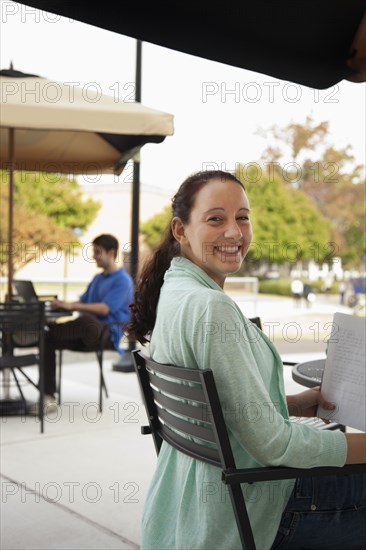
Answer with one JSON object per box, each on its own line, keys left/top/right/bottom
{"left": 126, "top": 169, "right": 366, "bottom": 550}
{"left": 128, "top": 170, "right": 249, "bottom": 343}
{"left": 171, "top": 177, "right": 252, "bottom": 287}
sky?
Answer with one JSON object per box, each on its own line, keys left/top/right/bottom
{"left": 1, "top": 0, "right": 365, "bottom": 194}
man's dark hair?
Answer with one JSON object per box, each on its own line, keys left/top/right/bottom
{"left": 92, "top": 234, "right": 119, "bottom": 258}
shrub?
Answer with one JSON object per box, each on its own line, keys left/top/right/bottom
{"left": 258, "top": 279, "right": 336, "bottom": 296}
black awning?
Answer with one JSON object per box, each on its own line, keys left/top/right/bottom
{"left": 13, "top": 0, "right": 366, "bottom": 88}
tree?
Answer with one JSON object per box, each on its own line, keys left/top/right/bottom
{"left": 0, "top": 171, "right": 100, "bottom": 272}
{"left": 140, "top": 118, "right": 364, "bottom": 270}
{"left": 301, "top": 147, "right": 365, "bottom": 265}
{"left": 141, "top": 205, "right": 171, "bottom": 249}
{"left": 237, "top": 167, "right": 332, "bottom": 270}
{"left": 259, "top": 116, "right": 329, "bottom": 165}
{"left": 259, "top": 118, "right": 365, "bottom": 267}
{"left": 139, "top": 168, "right": 332, "bottom": 273}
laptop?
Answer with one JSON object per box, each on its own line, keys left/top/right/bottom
{"left": 13, "top": 280, "right": 39, "bottom": 303}
{"left": 13, "top": 280, "right": 69, "bottom": 313}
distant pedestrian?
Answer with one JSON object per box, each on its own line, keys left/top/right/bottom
{"left": 324, "top": 276, "right": 333, "bottom": 292}
{"left": 303, "top": 283, "right": 314, "bottom": 308}
{"left": 291, "top": 278, "right": 303, "bottom": 307}
{"left": 339, "top": 281, "right": 347, "bottom": 305}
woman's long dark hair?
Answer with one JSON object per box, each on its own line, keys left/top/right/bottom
{"left": 126, "top": 170, "right": 245, "bottom": 344}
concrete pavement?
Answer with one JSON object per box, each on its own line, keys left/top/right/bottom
{"left": 0, "top": 293, "right": 356, "bottom": 549}
{"left": 1, "top": 356, "right": 154, "bottom": 549}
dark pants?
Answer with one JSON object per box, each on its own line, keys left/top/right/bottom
{"left": 270, "top": 473, "right": 366, "bottom": 549}
{"left": 44, "top": 314, "right": 113, "bottom": 396}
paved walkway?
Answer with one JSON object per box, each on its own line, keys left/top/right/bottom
{"left": 0, "top": 294, "right": 355, "bottom": 549}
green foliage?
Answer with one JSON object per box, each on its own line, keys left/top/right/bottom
{"left": 258, "top": 279, "right": 292, "bottom": 296}
{"left": 260, "top": 118, "right": 365, "bottom": 268}
{"left": 1, "top": 171, "right": 101, "bottom": 271}
{"left": 258, "top": 279, "right": 335, "bottom": 296}
{"left": 280, "top": 117, "right": 329, "bottom": 160}
{"left": 141, "top": 204, "right": 171, "bottom": 248}
{"left": 240, "top": 169, "right": 331, "bottom": 264}
{"left": 139, "top": 118, "right": 365, "bottom": 269}
{"left": 13, "top": 171, "right": 100, "bottom": 230}
{"left": 301, "top": 152, "right": 365, "bottom": 267}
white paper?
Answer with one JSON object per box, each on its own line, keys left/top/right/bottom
{"left": 317, "top": 312, "right": 366, "bottom": 431}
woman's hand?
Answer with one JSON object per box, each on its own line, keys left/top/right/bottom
{"left": 286, "top": 387, "right": 336, "bottom": 421}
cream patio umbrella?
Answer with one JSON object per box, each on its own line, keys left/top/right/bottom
{"left": 0, "top": 68, "right": 174, "bottom": 299}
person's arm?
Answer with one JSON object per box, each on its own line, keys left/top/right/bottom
{"left": 287, "top": 389, "right": 366, "bottom": 464}
{"left": 51, "top": 299, "right": 109, "bottom": 316}
{"left": 194, "top": 298, "right": 349, "bottom": 468}
{"left": 345, "top": 433, "right": 366, "bottom": 464}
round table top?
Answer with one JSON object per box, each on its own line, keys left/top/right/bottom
{"left": 291, "top": 359, "right": 326, "bottom": 388}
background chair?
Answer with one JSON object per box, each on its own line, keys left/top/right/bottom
{"left": 57, "top": 322, "right": 112, "bottom": 412}
{"left": 132, "top": 350, "right": 365, "bottom": 550}
{"left": 57, "top": 321, "right": 136, "bottom": 412}
{"left": 11, "top": 284, "right": 112, "bottom": 412}
{"left": 0, "top": 302, "right": 45, "bottom": 433}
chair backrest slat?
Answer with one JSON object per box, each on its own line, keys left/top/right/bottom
{"left": 160, "top": 422, "right": 222, "bottom": 466}
{"left": 148, "top": 370, "right": 206, "bottom": 402}
{"left": 0, "top": 302, "right": 45, "bottom": 331}
{"left": 151, "top": 387, "right": 210, "bottom": 423}
{"left": 156, "top": 405, "right": 217, "bottom": 444}
{"left": 145, "top": 356, "right": 204, "bottom": 381}
{"left": 0, "top": 303, "right": 45, "bottom": 350}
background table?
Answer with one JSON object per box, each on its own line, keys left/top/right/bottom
{"left": 292, "top": 359, "right": 326, "bottom": 388}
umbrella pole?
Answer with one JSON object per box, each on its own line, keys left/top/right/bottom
{"left": 113, "top": 40, "right": 142, "bottom": 373}
{"left": 130, "top": 153, "right": 140, "bottom": 282}
{"left": 130, "top": 39, "right": 142, "bottom": 283}
{"left": 113, "top": 150, "right": 140, "bottom": 372}
{"left": 7, "top": 128, "right": 14, "bottom": 302}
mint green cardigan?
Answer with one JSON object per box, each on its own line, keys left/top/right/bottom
{"left": 142, "top": 257, "right": 347, "bottom": 550}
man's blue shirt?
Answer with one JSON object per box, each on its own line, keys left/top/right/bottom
{"left": 80, "top": 268, "right": 133, "bottom": 350}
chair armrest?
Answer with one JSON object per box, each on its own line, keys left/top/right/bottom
{"left": 222, "top": 463, "right": 366, "bottom": 485}
{"left": 141, "top": 426, "right": 153, "bottom": 435}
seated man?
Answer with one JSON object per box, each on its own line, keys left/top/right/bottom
{"left": 44, "top": 233, "right": 134, "bottom": 405}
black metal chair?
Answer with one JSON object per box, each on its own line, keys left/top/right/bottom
{"left": 57, "top": 322, "right": 113, "bottom": 412}
{"left": 0, "top": 302, "right": 45, "bottom": 433}
{"left": 132, "top": 349, "right": 364, "bottom": 550}
{"left": 57, "top": 322, "right": 135, "bottom": 411}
